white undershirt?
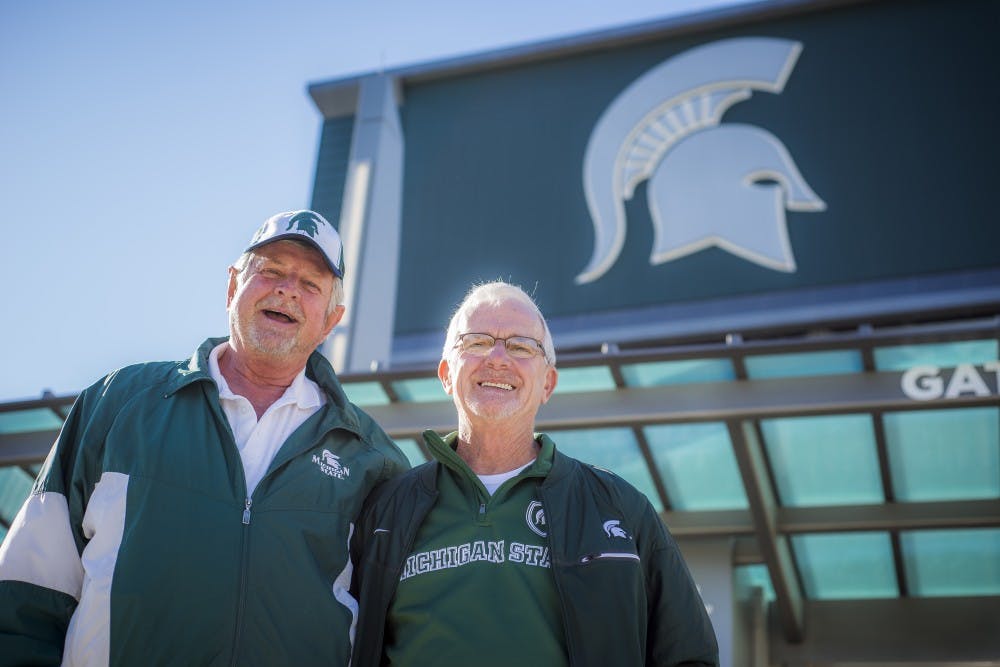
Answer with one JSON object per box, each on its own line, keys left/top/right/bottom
{"left": 208, "top": 343, "right": 325, "bottom": 496}
{"left": 477, "top": 460, "right": 534, "bottom": 495}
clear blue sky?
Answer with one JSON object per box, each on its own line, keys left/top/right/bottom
{"left": 1, "top": 0, "right": 747, "bottom": 401}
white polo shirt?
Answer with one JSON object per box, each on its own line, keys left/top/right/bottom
{"left": 208, "top": 342, "right": 326, "bottom": 496}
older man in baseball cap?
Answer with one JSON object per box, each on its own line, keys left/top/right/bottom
{"left": 0, "top": 210, "right": 409, "bottom": 666}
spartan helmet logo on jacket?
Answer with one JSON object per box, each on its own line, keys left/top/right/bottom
{"left": 578, "top": 37, "right": 826, "bottom": 284}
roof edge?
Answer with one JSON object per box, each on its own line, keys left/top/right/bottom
{"left": 308, "top": 0, "right": 872, "bottom": 118}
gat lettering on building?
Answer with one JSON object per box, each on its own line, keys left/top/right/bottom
{"left": 901, "top": 363, "right": 1000, "bottom": 401}
{"left": 579, "top": 37, "right": 825, "bottom": 284}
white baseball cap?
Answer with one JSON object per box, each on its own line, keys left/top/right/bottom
{"left": 245, "top": 210, "right": 345, "bottom": 278}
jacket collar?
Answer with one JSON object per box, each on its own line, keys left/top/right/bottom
{"left": 163, "top": 336, "right": 362, "bottom": 434}
{"left": 421, "top": 429, "right": 557, "bottom": 478}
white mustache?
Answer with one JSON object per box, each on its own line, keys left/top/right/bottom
{"left": 259, "top": 298, "right": 304, "bottom": 322}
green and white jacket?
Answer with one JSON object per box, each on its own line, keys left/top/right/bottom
{"left": 0, "top": 338, "right": 409, "bottom": 667}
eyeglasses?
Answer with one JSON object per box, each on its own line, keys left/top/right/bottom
{"left": 453, "top": 332, "right": 549, "bottom": 362}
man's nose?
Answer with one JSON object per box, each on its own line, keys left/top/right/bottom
{"left": 485, "top": 339, "right": 511, "bottom": 363}
{"left": 274, "top": 275, "right": 300, "bottom": 298}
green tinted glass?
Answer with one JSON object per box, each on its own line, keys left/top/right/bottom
{"left": 645, "top": 422, "right": 747, "bottom": 510}
{"left": 735, "top": 564, "right": 776, "bottom": 603}
{"left": 621, "top": 359, "right": 734, "bottom": 386}
{"left": 0, "top": 466, "right": 34, "bottom": 524}
{"left": 792, "top": 532, "right": 898, "bottom": 599}
{"left": 0, "top": 409, "right": 64, "bottom": 434}
{"left": 341, "top": 381, "right": 390, "bottom": 406}
{"left": 392, "top": 438, "right": 428, "bottom": 466}
{"left": 745, "top": 350, "right": 863, "bottom": 379}
{"left": 884, "top": 407, "right": 999, "bottom": 501}
{"left": 391, "top": 378, "right": 449, "bottom": 403}
{"left": 901, "top": 528, "right": 1000, "bottom": 596}
{"left": 552, "top": 427, "right": 661, "bottom": 511}
{"left": 873, "top": 340, "right": 997, "bottom": 371}
{"left": 552, "top": 366, "right": 616, "bottom": 394}
{"left": 761, "top": 415, "right": 884, "bottom": 506}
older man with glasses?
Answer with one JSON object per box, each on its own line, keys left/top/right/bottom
{"left": 350, "top": 280, "right": 718, "bottom": 667}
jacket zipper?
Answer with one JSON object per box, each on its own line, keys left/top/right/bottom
{"left": 538, "top": 486, "right": 580, "bottom": 667}
{"left": 230, "top": 497, "right": 252, "bottom": 666}
{"left": 579, "top": 552, "right": 641, "bottom": 563}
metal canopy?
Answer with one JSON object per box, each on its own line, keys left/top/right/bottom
{"left": 2, "top": 314, "right": 999, "bottom": 647}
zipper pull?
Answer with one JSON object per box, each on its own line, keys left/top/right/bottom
{"left": 478, "top": 503, "right": 486, "bottom": 518}
{"left": 242, "top": 498, "right": 252, "bottom": 525}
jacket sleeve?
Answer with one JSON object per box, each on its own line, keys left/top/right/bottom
{"left": 0, "top": 383, "right": 106, "bottom": 666}
{"left": 639, "top": 501, "right": 719, "bottom": 667}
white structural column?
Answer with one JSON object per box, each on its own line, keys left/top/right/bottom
{"left": 323, "top": 74, "right": 404, "bottom": 372}
{"left": 678, "top": 538, "right": 738, "bottom": 667}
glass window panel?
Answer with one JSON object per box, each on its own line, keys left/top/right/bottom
{"left": 0, "top": 409, "right": 64, "bottom": 434}
{"left": 792, "top": 532, "right": 898, "bottom": 599}
{"left": 735, "top": 564, "right": 776, "bottom": 604}
{"left": 745, "top": 350, "right": 863, "bottom": 379}
{"left": 552, "top": 366, "right": 616, "bottom": 394}
{"left": 341, "top": 381, "right": 390, "bottom": 406}
{"left": 0, "top": 466, "right": 34, "bottom": 524}
{"left": 884, "top": 407, "right": 999, "bottom": 501}
{"left": 551, "top": 427, "right": 661, "bottom": 511}
{"left": 901, "top": 528, "right": 1000, "bottom": 597}
{"left": 645, "top": 422, "right": 747, "bottom": 510}
{"left": 761, "top": 415, "right": 884, "bottom": 506}
{"left": 874, "top": 340, "right": 997, "bottom": 371}
{"left": 621, "top": 359, "right": 735, "bottom": 387}
{"left": 392, "top": 438, "right": 428, "bottom": 467}
{"left": 390, "top": 378, "right": 449, "bottom": 403}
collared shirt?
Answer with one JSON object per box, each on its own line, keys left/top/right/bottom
{"left": 208, "top": 342, "right": 326, "bottom": 496}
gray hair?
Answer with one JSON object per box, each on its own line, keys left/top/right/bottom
{"left": 233, "top": 240, "right": 345, "bottom": 315}
{"left": 443, "top": 281, "right": 556, "bottom": 365}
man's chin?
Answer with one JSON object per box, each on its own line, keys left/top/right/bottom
{"left": 241, "top": 330, "right": 300, "bottom": 359}
{"left": 465, "top": 400, "right": 518, "bottom": 422}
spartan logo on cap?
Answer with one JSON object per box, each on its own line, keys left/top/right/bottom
{"left": 578, "top": 38, "right": 826, "bottom": 284}
{"left": 285, "top": 211, "right": 326, "bottom": 238}
{"left": 525, "top": 500, "right": 547, "bottom": 537}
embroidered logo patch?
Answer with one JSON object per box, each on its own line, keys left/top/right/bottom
{"left": 525, "top": 500, "right": 547, "bottom": 537}
{"left": 285, "top": 210, "right": 326, "bottom": 238}
{"left": 312, "top": 449, "right": 350, "bottom": 480}
{"left": 603, "top": 519, "right": 631, "bottom": 540}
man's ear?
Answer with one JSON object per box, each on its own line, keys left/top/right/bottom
{"left": 540, "top": 366, "right": 558, "bottom": 404}
{"left": 226, "top": 266, "right": 239, "bottom": 309}
{"left": 438, "top": 358, "right": 454, "bottom": 396}
{"left": 322, "top": 305, "right": 346, "bottom": 338}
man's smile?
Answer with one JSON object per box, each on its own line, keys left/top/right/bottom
{"left": 263, "top": 309, "right": 298, "bottom": 324}
{"left": 479, "top": 381, "right": 514, "bottom": 391}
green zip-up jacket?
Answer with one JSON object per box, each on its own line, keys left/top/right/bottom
{"left": 0, "top": 338, "right": 409, "bottom": 667}
{"left": 351, "top": 431, "right": 718, "bottom": 667}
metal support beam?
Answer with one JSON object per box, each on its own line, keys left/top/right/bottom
{"left": 769, "top": 597, "right": 1000, "bottom": 664}
{"left": 6, "top": 369, "right": 996, "bottom": 463}
{"left": 662, "top": 499, "right": 1000, "bottom": 539}
{"left": 322, "top": 73, "right": 404, "bottom": 373}
{"left": 729, "top": 420, "right": 805, "bottom": 643}
{"left": 351, "top": 369, "right": 998, "bottom": 441}
{"left": 0, "top": 430, "right": 57, "bottom": 467}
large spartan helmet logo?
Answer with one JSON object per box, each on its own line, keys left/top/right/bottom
{"left": 578, "top": 38, "right": 826, "bottom": 284}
